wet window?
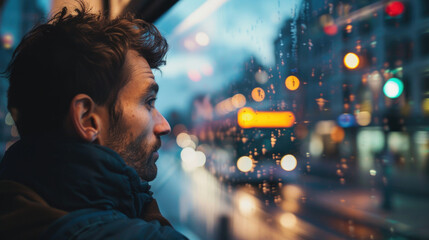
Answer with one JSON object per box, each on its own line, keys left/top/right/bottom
{"left": 1, "top": 0, "right": 429, "bottom": 239}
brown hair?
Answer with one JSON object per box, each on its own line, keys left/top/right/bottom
{"left": 4, "top": 2, "right": 168, "bottom": 136}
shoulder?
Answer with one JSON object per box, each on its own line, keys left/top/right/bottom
{"left": 41, "top": 208, "right": 188, "bottom": 240}
{"left": 0, "top": 180, "right": 67, "bottom": 240}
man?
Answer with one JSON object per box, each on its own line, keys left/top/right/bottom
{"left": 0, "top": 3, "right": 187, "bottom": 239}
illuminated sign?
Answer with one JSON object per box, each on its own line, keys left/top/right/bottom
{"left": 285, "top": 75, "right": 300, "bottom": 91}
{"left": 251, "top": 87, "right": 265, "bottom": 102}
{"left": 237, "top": 107, "right": 295, "bottom": 128}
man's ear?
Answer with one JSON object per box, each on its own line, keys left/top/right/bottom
{"left": 68, "top": 94, "right": 102, "bottom": 142}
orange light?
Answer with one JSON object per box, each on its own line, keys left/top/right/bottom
{"left": 237, "top": 107, "right": 295, "bottom": 129}
{"left": 285, "top": 75, "right": 300, "bottom": 91}
{"left": 344, "top": 53, "right": 359, "bottom": 69}
{"left": 330, "top": 126, "right": 345, "bottom": 142}
{"left": 251, "top": 87, "right": 265, "bottom": 102}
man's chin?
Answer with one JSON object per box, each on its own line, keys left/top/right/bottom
{"left": 139, "top": 165, "right": 157, "bottom": 182}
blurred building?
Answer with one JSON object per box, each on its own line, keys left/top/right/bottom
{"left": 273, "top": 0, "right": 429, "bottom": 191}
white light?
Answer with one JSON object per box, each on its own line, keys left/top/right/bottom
{"left": 238, "top": 194, "right": 256, "bottom": 216}
{"left": 280, "top": 154, "right": 297, "bottom": 171}
{"left": 181, "top": 147, "right": 195, "bottom": 162}
{"left": 370, "top": 169, "right": 377, "bottom": 176}
{"left": 195, "top": 151, "right": 206, "bottom": 167}
{"left": 309, "top": 134, "right": 323, "bottom": 157}
{"left": 255, "top": 70, "right": 269, "bottom": 84}
{"left": 195, "top": 32, "right": 210, "bottom": 46}
{"left": 237, "top": 156, "right": 253, "bottom": 172}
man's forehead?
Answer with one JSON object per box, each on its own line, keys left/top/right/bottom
{"left": 123, "top": 50, "right": 158, "bottom": 90}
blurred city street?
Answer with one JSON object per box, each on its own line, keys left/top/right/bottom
{"left": 153, "top": 142, "right": 429, "bottom": 240}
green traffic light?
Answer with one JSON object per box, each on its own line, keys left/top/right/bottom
{"left": 383, "top": 78, "right": 403, "bottom": 99}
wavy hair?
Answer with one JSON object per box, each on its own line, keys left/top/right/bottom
{"left": 4, "top": 2, "right": 168, "bottom": 136}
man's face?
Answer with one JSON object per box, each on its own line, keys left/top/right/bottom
{"left": 103, "top": 50, "right": 171, "bottom": 181}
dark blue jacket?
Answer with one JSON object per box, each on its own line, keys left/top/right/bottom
{"left": 0, "top": 137, "right": 187, "bottom": 239}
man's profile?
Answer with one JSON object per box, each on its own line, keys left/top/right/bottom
{"left": 0, "top": 2, "right": 186, "bottom": 239}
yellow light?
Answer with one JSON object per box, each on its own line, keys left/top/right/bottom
{"left": 356, "top": 111, "right": 371, "bottom": 126}
{"left": 344, "top": 52, "right": 360, "bottom": 69}
{"left": 237, "top": 156, "right": 253, "bottom": 172}
{"left": 285, "top": 75, "right": 300, "bottom": 91}
{"left": 237, "top": 107, "right": 295, "bottom": 129}
{"left": 251, "top": 87, "right": 265, "bottom": 102}
{"left": 280, "top": 154, "right": 297, "bottom": 171}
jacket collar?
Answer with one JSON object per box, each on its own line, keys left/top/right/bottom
{"left": 0, "top": 136, "right": 153, "bottom": 218}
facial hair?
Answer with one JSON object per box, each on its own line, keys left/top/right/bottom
{"left": 104, "top": 114, "right": 160, "bottom": 181}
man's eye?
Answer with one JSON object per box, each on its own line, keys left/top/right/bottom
{"left": 147, "top": 98, "right": 156, "bottom": 109}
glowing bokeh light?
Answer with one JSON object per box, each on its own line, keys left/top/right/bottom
{"left": 176, "top": 132, "right": 196, "bottom": 149}
{"left": 181, "top": 148, "right": 206, "bottom": 172}
{"left": 251, "top": 87, "right": 265, "bottom": 102}
{"left": 344, "top": 52, "right": 360, "bottom": 69}
{"left": 2, "top": 34, "right": 13, "bottom": 49}
{"left": 237, "top": 107, "right": 295, "bottom": 129}
{"left": 319, "top": 14, "right": 334, "bottom": 27}
{"left": 338, "top": 113, "right": 355, "bottom": 128}
{"left": 181, "top": 147, "right": 196, "bottom": 161}
{"left": 383, "top": 78, "right": 404, "bottom": 99}
{"left": 188, "top": 69, "right": 201, "bottom": 82}
{"left": 231, "top": 93, "right": 246, "bottom": 108}
{"left": 279, "top": 213, "right": 297, "bottom": 228}
{"left": 183, "top": 38, "right": 197, "bottom": 51}
{"left": 194, "top": 151, "right": 206, "bottom": 167}
{"left": 255, "top": 70, "right": 269, "bottom": 84}
{"left": 330, "top": 126, "right": 345, "bottom": 143}
{"left": 356, "top": 111, "right": 371, "bottom": 126}
{"left": 238, "top": 194, "right": 256, "bottom": 216}
{"left": 324, "top": 24, "right": 338, "bottom": 36}
{"left": 237, "top": 156, "right": 253, "bottom": 172}
{"left": 195, "top": 32, "right": 210, "bottom": 46}
{"left": 280, "top": 154, "right": 297, "bottom": 171}
{"left": 309, "top": 134, "right": 323, "bottom": 157}
{"left": 385, "top": 1, "right": 405, "bottom": 17}
{"left": 285, "top": 75, "right": 300, "bottom": 91}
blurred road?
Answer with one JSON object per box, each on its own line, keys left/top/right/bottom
{"left": 151, "top": 143, "right": 429, "bottom": 240}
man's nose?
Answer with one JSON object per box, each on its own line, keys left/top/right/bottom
{"left": 154, "top": 110, "right": 171, "bottom": 136}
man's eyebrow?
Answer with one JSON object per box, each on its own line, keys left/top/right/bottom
{"left": 141, "top": 82, "right": 159, "bottom": 99}
{"left": 149, "top": 82, "right": 159, "bottom": 94}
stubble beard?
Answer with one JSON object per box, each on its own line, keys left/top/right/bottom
{"left": 104, "top": 115, "right": 160, "bottom": 182}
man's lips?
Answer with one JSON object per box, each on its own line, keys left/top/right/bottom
{"left": 153, "top": 151, "right": 159, "bottom": 161}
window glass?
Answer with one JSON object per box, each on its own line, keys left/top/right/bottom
{"left": 1, "top": 0, "right": 429, "bottom": 239}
